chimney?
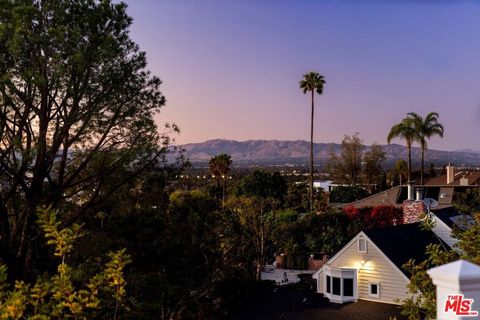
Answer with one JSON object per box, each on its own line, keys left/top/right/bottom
{"left": 407, "top": 182, "right": 414, "bottom": 200}
{"left": 460, "top": 175, "right": 469, "bottom": 186}
{"left": 403, "top": 199, "right": 425, "bottom": 224}
{"left": 446, "top": 164, "right": 454, "bottom": 184}
{"left": 415, "top": 188, "right": 423, "bottom": 201}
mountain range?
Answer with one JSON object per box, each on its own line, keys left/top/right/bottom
{"left": 180, "top": 139, "right": 480, "bottom": 167}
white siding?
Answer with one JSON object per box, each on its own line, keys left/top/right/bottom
{"left": 327, "top": 236, "right": 410, "bottom": 305}
{"left": 317, "top": 269, "right": 324, "bottom": 293}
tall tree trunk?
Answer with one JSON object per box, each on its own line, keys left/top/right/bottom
{"left": 222, "top": 178, "right": 226, "bottom": 211}
{"left": 256, "top": 261, "right": 262, "bottom": 281}
{"left": 215, "top": 178, "right": 220, "bottom": 203}
{"left": 309, "top": 90, "right": 315, "bottom": 214}
{"left": 256, "top": 229, "right": 264, "bottom": 281}
{"left": 407, "top": 144, "right": 412, "bottom": 182}
{"left": 420, "top": 145, "right": 425, "bottom": 185}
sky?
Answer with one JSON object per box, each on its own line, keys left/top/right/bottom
{"left": 124, "top": 0, "right": 480, "bottom": 151}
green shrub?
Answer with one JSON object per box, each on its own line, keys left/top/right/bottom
{"left": 0, "top": 207, "right": 130, "bottom": 319}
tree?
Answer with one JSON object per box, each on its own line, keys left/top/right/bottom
{"left": 299, "top": 71, "right": 326, "bottom": 213}
{"left": 228, "top": 196, "right": 276, "bottom": 281}
{"left": 233, "top": 170, "right": 288, "bottom": 279}
{"left": 327, "top": 133, "right": 363, "bottom": 186}
{"left": 329, "top": 186, "right": 367, "bottom": 203}
{"left": 368, "top": 205, "right": 403, "bottom": 228}
{"left": 387, "top": 159, "right": 408, "bottom": 186}
{"left": 283, "top": 181, "right": 327, "bottom": 214}
{"left": 387, "top": 117, "right": 416, "bottom": 182}
{"left": 363, "top": 143, "right": 386, "bottom": 192}
{"left": 400, "top": 215, "right": 480, "bottom": 319}
{"left": 407, "top": 112, "right": 444, "bottom": 185}
{"left": 327, "top": 134, "right": 386, "bottom": 193}
{"left": 399, "top": 190, "right": 480, "bottom": 319}
{"left": 0, "top": 0, "right": 172, "bottom": 277}
{"left": 81, "top": 181, "right": 251, "bottom": 319}
{"left": 236, "top": 170, "right": 287, "bottom": 202}
{"left": 302, "top": 210, "right": 352, "bottom": 255}
{"left": 0, "top": 207, "right": 130, "bottom": 319}
{"left": 209, "top": 153, "right": 232, "bottom": 209}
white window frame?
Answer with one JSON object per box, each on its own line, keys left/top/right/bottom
{"left": 358, "top": 238, "right": 367, "bottom": 253}
{"left": 368, "top": 282, "right": 380, "bottom": 298}
{"left": 323, "top": 267, "right": 357, "bottom": 303}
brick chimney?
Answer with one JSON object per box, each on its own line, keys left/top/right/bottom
{"left": 403, "top": 199, "right": 425, "bottom": 224}
{"left": 446, "top": 164, "right": 454, "bottom": 185}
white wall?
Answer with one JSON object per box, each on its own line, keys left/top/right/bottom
{"left": 325, "top": 235, "right": 410, "bottom": 304}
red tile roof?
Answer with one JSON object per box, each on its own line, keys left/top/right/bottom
{"left": 423, "top": 170, "right": 480, "bottom": 186}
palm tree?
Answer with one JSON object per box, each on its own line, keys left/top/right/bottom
{"left": 387, "top": 117, "right": 416, "bottom": 182}
{"left": 209, "top": 153, "right": 232, "bottom": 210}
{"left": 407, "top": 112, "right": 444, "bottom": 185}
{"left": 299, "top": 71, "right": 326, "bottom": 213}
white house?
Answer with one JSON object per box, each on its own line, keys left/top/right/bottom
{"left": 313, "top": 180, "right": 333, "bottom": 192}
{"left": 313, "top": 199, "right": 472, "bottom": 305}
{"left": 313, "top": 223, "right": 441, "bottom": 304}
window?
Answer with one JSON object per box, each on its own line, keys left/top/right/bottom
{"left": 358, "top": 238, "right": 367, "bottom": 253}
{"left": 332, "top": 277, "right": 341, "bottom": 295}
{"left": 323, "top": 268, "right": 357, "bottom": 303}
{"left": 343, "top": 278, "right": 354, "bottom": 297}
{"left": 369, "top": 282, "right": 380, "bottom": 298}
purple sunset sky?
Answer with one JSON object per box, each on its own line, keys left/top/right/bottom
{"left": 124, "top": 0, "right": 480, "bottom": 151}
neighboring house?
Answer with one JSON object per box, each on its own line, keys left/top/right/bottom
{"left": 340, "top": 165, "right": 480, "bottom": 210}
{"left": 313, "top": 198, "right": 471, "bottom": 305}
{"left": 424, "top": 164, "right": 480, "bottom": 186}
{"left": 313, "top": 180, "right": 355, "bottom": 192}
{"left": 340, "top": 184, "right": 456, "bottom": 210}
{"left": 313, "top": 180, "right": 333, "bottom": 192}
{"left": 340, "top": 185, "right": 404, "bottom": 209}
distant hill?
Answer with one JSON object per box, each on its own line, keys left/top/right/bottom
{"left": 181, "top": 139, "right": 480, "bottom": 168}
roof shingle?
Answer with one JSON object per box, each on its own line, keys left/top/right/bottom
{"left": 364, "top": 223, "right": 446, "bottom": 275}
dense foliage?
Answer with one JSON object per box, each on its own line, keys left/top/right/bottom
{"left": 0, "top": 0, "right": 173, "bottom": 280}
{"left": 329, "top": 186, "right": 368, "bottom": 203}
{"left": 398, "top": 189, "right": 480, "bottom": 319}
{"left": 0, "top": 1, "right": 462, "bottom": 320}
{"left": 343, "top": 205, "right": 403, "bottom": 229}
{"left": 0, "top": 207, "right": 130, "bottom": 319}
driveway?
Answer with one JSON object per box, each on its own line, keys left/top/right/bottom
{"left": 229, "top": 279, "right": 406, "bottom": 320}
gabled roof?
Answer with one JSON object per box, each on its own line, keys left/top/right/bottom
{"left": 364, "top": 223, "right": 447, "bottom": 274}
{"left": 317, "top": 230, "right": 409, "bottom": 282}
{"left": 340, "top": 186, "right": 403, "bottom": 209}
